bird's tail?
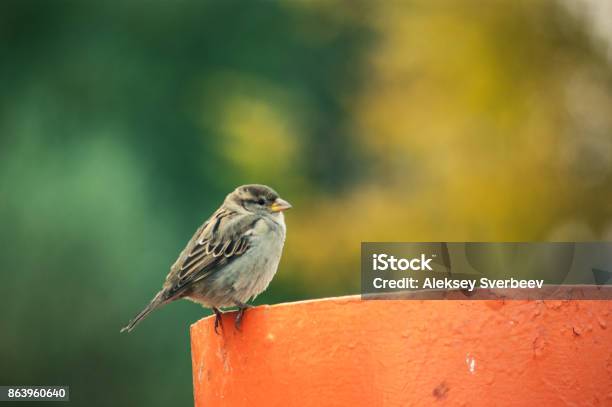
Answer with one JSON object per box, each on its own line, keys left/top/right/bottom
{"left": 120, "top": 291, "right": 167, "bottom": 333}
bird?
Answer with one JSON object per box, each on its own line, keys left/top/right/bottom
{"left": 121, "top": 184, "right": 291, "bottom": 334}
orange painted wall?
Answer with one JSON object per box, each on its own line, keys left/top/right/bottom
{"left": 191, "top": 296, "right": 612, "bottom": 406}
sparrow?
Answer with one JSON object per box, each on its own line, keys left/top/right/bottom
{"left": 121, "top": 184, "right": 291, "bottom": 334}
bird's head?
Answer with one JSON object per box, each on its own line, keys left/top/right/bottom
{"left": 227, "top": 184, "right": 292, "bottom": 216}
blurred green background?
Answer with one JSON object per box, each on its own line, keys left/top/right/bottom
{"left": 1, "top": 0, "right": 612, "bottom": 405}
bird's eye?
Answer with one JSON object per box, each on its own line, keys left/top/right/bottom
{"left": 257, "top": 198, "right": 266, "bottom": 205}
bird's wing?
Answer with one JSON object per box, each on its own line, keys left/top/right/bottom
{"left": 164, "top": 208, "right": 260, "bottom": 298}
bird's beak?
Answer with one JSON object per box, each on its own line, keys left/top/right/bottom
{"left": 270, "top": 198, "right": 292, "bottom": 212}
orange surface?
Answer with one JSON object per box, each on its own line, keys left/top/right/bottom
{"left": 191, "top": 295, "right": 612, "bottom": 406}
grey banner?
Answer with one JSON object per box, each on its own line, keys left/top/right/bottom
{"left": 361, "top": 242, "right": 612, "bottom": 300}
{"left": 0, "top": 386, "right": 69, "bottom": 402}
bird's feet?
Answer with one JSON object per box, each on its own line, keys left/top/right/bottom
{"left": 234, "top": 302, "right": 253, "bottom": 331}
{"left": 212, "top": 307, "right": 224, "bottom": 335}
